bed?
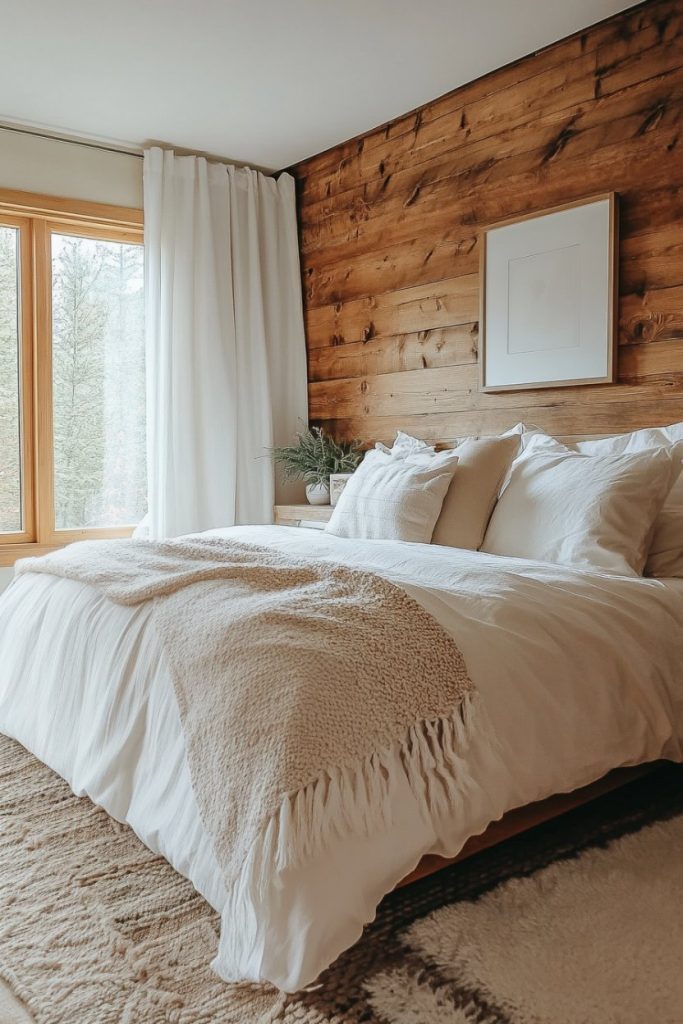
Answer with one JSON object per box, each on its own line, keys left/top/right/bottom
{"left": 1, "top": 523, "right": 682, "bottom": 992}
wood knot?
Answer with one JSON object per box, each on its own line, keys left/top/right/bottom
{"left": 543, "top": 117, "right": 579, "bottom": 163}
{"left": 405, "top": 183, "right": 422, "bottom": 207}
{"left": 637, "top": 101, "right": 667, "bottom": 136}
{"left": 656, "top": 15, "right": 672, "bottom": 42}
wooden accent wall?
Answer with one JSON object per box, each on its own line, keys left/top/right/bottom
{"left": 291, "top": 0, "right": 683, "bottom": 446}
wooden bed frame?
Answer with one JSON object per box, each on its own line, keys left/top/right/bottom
{"left": 397, "top": 761, "right": 659, "bottom": 888}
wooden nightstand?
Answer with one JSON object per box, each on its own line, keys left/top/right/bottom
{"left": 274, "top": 505, "right": 333, "bottom": 528}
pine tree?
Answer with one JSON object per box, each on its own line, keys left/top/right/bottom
{"left": 52, "top": 235, "right": 107, "bottom": 528}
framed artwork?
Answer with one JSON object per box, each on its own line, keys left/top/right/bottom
{"left": 329, "top": 472, "right": 353, "bottom": 506}
{"left": 480, "top": 193, "right": 618, "bottom": 392}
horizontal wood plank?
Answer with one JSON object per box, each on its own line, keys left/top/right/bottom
{"left": 306, "top": 275, "right": 479, "bottom": 349}
{"left": 309, "top": 358, "right": 683, "bottom": 423}
{"left": 308, "top": 324, "right": 478, "bottom": 383}
{"left": 302, "top": 234, "right": 479, "bottom": 309}
{"left": 314, "top": 396, "right": 683, "bottom": 447}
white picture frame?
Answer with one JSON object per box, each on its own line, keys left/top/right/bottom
{"left": 329, "top": 472, "right": 353, "bottom": 507}
{"left": 480, "top": 193, "right": 618, "bottom": 392}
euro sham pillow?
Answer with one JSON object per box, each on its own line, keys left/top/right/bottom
{"left": 574, "top": 425, "right": 683, "bottom": 578}
{"left": 431, "top": 433, "right": 521, "bottom": 550}
{"left": 325, "top": 447, "right": 459, "bottom": 543}
{"left": 481, "top": 445, "right": 681, "bottom": 576}
{"left": 522, "top": 426, "right": 683, "bottom": 577}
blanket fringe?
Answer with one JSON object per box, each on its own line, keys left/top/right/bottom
{"left": 272, "top": 691, "right": 479, "bottom": 874}
{"left": 215, "top": 693, "right": 484, "bottom": 984}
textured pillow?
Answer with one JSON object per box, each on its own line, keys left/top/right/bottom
{"left": 523, "top": 427, "right": 683, "bottom": 577}
{"left": 431, "top": 434, "right": 521, "bottom": 550}
{"left": 481, "top": 445, "right": 680, "bottom": 576}
{"left": 325, "top": 448, "right": 459, "bottom": 543}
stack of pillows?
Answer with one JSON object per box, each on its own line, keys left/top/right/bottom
{"left": 325, "top": 421, "right": 683, "bottom": 578}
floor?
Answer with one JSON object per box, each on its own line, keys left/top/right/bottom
{"left": 0, "top": 980, "right": 32, "bottom": 1023}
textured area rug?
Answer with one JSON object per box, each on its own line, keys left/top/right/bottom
{"left": 1, "top": 733, "right": 682, "bottom": 1024}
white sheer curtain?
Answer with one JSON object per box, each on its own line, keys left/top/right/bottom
{"left": 142, "top": 147, "right": 308, "bottom": 539}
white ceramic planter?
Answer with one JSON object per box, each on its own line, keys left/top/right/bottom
{"left": 305, "top": 481, "right": 330, "bottom": 505}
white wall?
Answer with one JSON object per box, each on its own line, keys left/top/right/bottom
{"left": 0, "top": 128, "right": 142, "bottom": 207}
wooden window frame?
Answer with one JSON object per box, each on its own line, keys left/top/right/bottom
{"left": 0, "top": 188, "right": 144, "bottom": 566}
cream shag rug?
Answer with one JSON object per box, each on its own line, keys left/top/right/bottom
{"left": 1, "top": 732, "right": 682, "bottom": 1024}
{"left": 368, "top": 815, "right": 683, "bottom": 1024}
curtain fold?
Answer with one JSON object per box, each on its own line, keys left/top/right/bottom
{"left": 143, "top": 147, "right": 308, "bottom": 539}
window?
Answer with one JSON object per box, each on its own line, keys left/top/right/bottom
{"left": 0, "top": 191, "right": 145, "bottom": 564}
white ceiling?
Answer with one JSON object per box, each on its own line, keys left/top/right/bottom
{"left": 1, "top": 0, "right": 634, "bottom": 172}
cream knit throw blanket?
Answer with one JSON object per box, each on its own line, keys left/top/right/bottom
{"left": 16, "top": 537, "right": 474, "bottom": 905}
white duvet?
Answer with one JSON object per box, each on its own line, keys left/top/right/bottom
{"left": 0, "top": 525, "right": 682, "bottom": 991}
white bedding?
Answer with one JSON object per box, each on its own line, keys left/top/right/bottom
{"left": 1, "top": 525, "right": 682, "bottom": 991}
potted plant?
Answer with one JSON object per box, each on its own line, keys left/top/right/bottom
{"left": 271, "top": 426, "right": 362, "bottom": 504}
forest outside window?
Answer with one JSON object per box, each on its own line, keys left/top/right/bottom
{"left": 0, "top": 191, "right": 145, "bottom": 564}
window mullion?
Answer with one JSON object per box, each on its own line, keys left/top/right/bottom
{"left": 32, "top": 217, "right": 55, "bottom": 545}
{"left": 18, "top": 218, "right": 36, "bottom": 543}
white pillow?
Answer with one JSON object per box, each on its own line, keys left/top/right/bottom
{"left": 325, "top": 448, "right": 459, "bottom": 543}
{"left": 523, "top": 426, "right": 683, "bottom": 576}
{"left": 574, "top": 423, "right": 683, "bottom": 456}
{"left": 481, "top": 445, "right": 681, "bottom": 576}
{"left": 375, "top": 430, "right": 436, "bottom": 457}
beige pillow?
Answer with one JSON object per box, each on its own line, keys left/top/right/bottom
{"left": 481, "top": 445, "right": 680, "bottom": 576}
{"left": 648, "top": 505, "right": 683, "bottom": 577}
{"left": 431, "top": 434, "right": 521, "bottom": 550}
{"left": 325, "top": 448, "right": 459, "bottom": 543}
